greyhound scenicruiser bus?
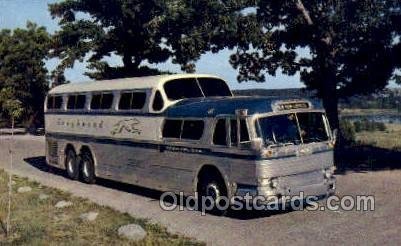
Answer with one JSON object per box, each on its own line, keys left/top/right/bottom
{"left": 45, "top": 74, "right": 336, "bottom": 209}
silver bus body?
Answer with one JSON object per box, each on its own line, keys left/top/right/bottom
{"left": 45, "top": 74, "right": 335, "bottom": 203}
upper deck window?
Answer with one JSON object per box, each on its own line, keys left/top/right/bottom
{"left": 91, "top": 93, "right": 114, "bottom": 110}
{"left": 47, "top": 95, "right": 63, "bottom": 110}
{"left": 118, "top": 91, "right": 146, "bottom": 110}
{"left": 164, "top": 78, "right": 203, "bottom": 100}
{"left": 162, "top": 119, "right": 204, "bottom": 140}
{"left": 152, "top": 90, "right": 164, "bottom": 111}
{"left": 67, "top": 94, "right": 86, "bottom": 110}
{"left": 197, "top": 78, "right": 232, "bottom": 97}
{"left": 163, "top": 78, "right": 232, "bottom": 100}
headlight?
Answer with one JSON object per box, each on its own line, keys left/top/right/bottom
{"left": 258, "top": 178, "right": 270, "bottom": 186}
{"left": 258, "top": 178, "right": 279, "bottom": 188}
{"left": 324, "top": 166, "right": 335, "bottom": 178}
{"left": 270, "top": 178, "right": 279, "bottom": 188}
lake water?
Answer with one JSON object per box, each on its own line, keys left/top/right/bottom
{"left": 342, "top": 115, "right": 401, "bottom": 124}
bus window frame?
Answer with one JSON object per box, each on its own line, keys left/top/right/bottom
{"left": 66, "top": 93, "right": 88, "bottom": 111}
{"left": 117, "top": 89, "right": 148, "bottom": 112}
{"left": 161, "top": 118, "right": 205, "bottom": 143}
{"left": 89, "top": 91, "right": 116, "bottom": 111}
{"left": 46, "top": 94, "right": 64, "bottom": 111}
{"left": 211, "top": 115, "right": 252, "bottom": 149}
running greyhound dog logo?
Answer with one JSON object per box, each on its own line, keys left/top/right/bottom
{"left": 111, "top": 118, "right": 141, "bottom": 135}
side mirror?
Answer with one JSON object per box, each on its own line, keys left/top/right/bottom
{"left": 331, "top": 129, "right": 338, "bottom": 145}
{"left": 251, "top": 138, "right": 264, "bottom": 151}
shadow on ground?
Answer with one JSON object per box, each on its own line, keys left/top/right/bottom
{"left": 23, "top": 156, "right": 297, "bottom": 220}
{"left": 335, "top": 144, "right": 401, "bottom": 174}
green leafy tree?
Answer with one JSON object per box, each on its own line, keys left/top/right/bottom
{"left": 227, "top": 1, "right": 401, "bottom": 129}
{"left": 162, "top": 0, "right": 257, "bottom": 72}
{"left": 49, "top": 0, "right": 172, "bottom": 80}
{"left": 48, "top": 0, "right": 254, "bottom": 78}
{"left": 0, "top": 87, "right": 24, "bottom": 237}
{"left": 0, "top": 22, "right": 51, "bottom": 128}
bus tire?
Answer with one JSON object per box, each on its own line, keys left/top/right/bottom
{"left": 198, "top": 174, "right": 228, "bottom": 216}
{"left": 65, "top": 149, "right": 79, "bottom": 180}
{"left": 80, "top": 151, "right": 96, "bottom": 184}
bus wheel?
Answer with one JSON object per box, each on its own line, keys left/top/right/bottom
{"left": 80, "top": 151, "right": 96, "bottom": 184}
{"left": 65, "top": 149, "right": 79, "bottom": 180}
{"left": 198, "top": 175, "right": 228, "bottom": 216}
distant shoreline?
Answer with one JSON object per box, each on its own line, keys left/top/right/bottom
{"left": 340, "top": 108, "right": 401, "bottom": 117}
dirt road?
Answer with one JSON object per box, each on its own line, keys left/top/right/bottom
{"left": 1, "top": 135, "right": 400, "bottom": 245}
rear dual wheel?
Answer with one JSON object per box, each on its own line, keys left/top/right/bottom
{"left": 65, "top": 149, "right": 79, "bottom": 180}
{"left": 65, "top": 149, "right": 95, "bottom": 184}
{"left": 80, "top": 151, "right": 96, "bottom": 184}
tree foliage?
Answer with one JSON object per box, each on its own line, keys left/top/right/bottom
{"left": 49, "top": 0, "right": 172, "bottom": 80}
{"left": 228, "top": 1, "right": 401, "bottom": 128}
{"left": 49, "top": 0, "right": 401, "bottom": 129}
{"left": 0, "top": 22, "right": 50, "bottom": 127}
{"left": 48, "top": 0, "right": 255, "bottom": 79}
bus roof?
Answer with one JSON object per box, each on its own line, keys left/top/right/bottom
{"left": 165, "top": 96, "right": 323, "bottom": 117}
{"left": 48, "top": 74, "right": 222, "bottom": 94}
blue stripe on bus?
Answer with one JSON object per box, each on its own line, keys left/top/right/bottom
{"left": 45, "top": 132, "right": 260, "bottom": 160}
{"left": 45, "top": 132, "right": 332, "bottom": 160}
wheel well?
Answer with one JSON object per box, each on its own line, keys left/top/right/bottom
{"left": 79, "top": 145, "right": 92, "bottom": 157}
{"left": 79, "top": 145, "right": 96, "bottom": 168}
{"left": 196, "top": 165, "right": 226, "bottom": 193}
{"left": 65, "top": 144, "right": 75, "bottom": 155}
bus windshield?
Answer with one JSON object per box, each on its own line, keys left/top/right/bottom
{"left": 256, "top": 112, "right": 329, "bottom": 147}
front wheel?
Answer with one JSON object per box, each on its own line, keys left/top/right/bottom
{"left": 198, "top": 175, "right": 228, "bottom": 215}
{"left": 65, "top": 150, "right": 79, "bottom": 180}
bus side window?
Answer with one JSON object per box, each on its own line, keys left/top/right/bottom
{"left": 101, "top": 93, "right": 114, "bottom": 109}
{"left": 213, "top": 119, "right": 227, "bottom": 146}
{"left": 230, "top": 119, "right": 238, "bottom": 146}
{"left": 240, "top": 119, "right": 250, "bottom": 142}
{"left": 153, "top": 90, "right": 164, "bottom": 111}
{"left": 75, "top": 95, "right": 86, "bottom": 109}
{"left": 131, "top": 92, "right": 146, "bottom": 109}
{"left": 162, "top": 119, "right": 182, "bottom": 138}
{"left": 181, "top": 120, "right": 204, "bottom": 140}
{"left": 67, "top": 95, "right": 76, "bottom": 109}
{"left": 47, "top": 96, "right": 54, "bottom": 109}
{"left": 91, "top": 94, "right": 102, "bottom": 109}
{"left": 119, "top": 91, "right": 146, "bottom": 110}
{"left": 54, "top": 96, "right": 63, "bottom": 109}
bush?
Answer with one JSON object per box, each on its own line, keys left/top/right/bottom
{"left": 352, "top": 119, "right": 386, "bottom": 132}
{"left": 340, "top": 119, "right": 356, "bottom": 144}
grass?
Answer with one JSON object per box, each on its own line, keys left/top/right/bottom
{"left": 0, "top": 170, "right": 202, "bottom": 245}
{"left": 355, "top": 124, "right": 401, "bottom": 150}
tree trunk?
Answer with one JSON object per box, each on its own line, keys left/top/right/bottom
{"left": 319, "top": 60, "right": 339, "bottom": 130}
{"left": 6, "top": 117, "right": 14, "bottom": 237}
{"left": 122, "top": 54, "right": 133, "bottom": 69}
{"left": 322, "top": 86, "right": 339, "bottom": 130}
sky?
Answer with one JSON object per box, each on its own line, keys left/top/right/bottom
{"left": 0, "top": 0, "right": 398, "bottom": 90}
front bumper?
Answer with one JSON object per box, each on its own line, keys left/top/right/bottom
{"left": 236, "top": 175, "right": 336, "bottom": 200}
